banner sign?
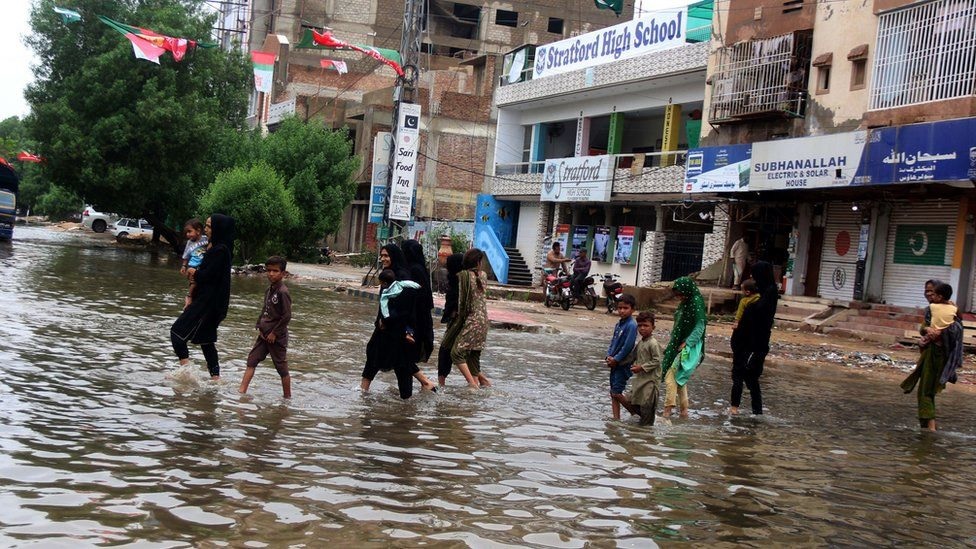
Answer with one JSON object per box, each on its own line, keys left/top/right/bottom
{"left": 533, "top": 8, "right": 687, "bottom": 80}
{"left": 251, "top": 51, "right": 275, "bottom": 93}
{"left": 751, "top": 131, "right": 868, "bottom": 190}
{"left": 615, "top": 226, "right": 639, "bottom": 264}
{"left": 571, "top": 225, "right": 591, "bottom": 259}
{"left": 541, "top": 155, "right": 613, "bottom": 202}
{"left": 860, "top": 117, "right": 976, "bottom": 185}
{"left": 369, "top": 132, "right": 392, "bottom": 224}
{"left": 593, "top": 226, "right": 613, "bottom": 263}
{"left": 388, "top": 103, "right": 421, "bottom": 221}
{"left": 554, "top": 224, "right": 571, "bottom": 259}
{"left": 684, "top": 144, "right": 751, "bottom": 192}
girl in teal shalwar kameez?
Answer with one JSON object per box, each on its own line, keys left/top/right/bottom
{"left": 662, "top": 277, "right": 708, "bottom": 418}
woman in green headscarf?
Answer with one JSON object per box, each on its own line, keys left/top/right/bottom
{"left": 661, "top": 276, "right": 708, "bottom": 418}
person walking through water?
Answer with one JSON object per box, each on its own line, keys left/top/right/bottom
{"left": 729, "top": 261, "right": 778, "bottom": 415}
{"left": 361, "top": 244, "right": 436, "bottom": 398}
{"left": 729, "top": 234, "right": 749, "bottom": 288}
{"left": 452, "top": 248, "right": 491, "bottom": 388}
{"left": 437, "top": 253, "right": 464, "bottom": 386}
{"left": 170, "top": 214, "right": 235, "bottom": 380}
{"left": 661, "top": 277, "right": 707, "bottom": 418}
{"left": 401, "top": 240, "right": 436, "bottom": 364}
{"left": 901, "top": 280, "right": 962, "bottom": 431}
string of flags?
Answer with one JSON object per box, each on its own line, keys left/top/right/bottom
{"left": 320, "top": 59, "right": 348, "bottom": 74}
{"left": 16, "top": 152, "right": 43, "bottom": 163}
{"left": 310, "top": 30, "right": 404, "bottom": 77}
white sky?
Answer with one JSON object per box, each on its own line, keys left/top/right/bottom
{"left": 0, "top": 1, "right": 36, "bottom": 121}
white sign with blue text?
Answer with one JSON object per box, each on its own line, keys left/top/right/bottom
{"left": 750, "top": 131, "right": 868, "bottom": 191}
{"left": 533, "top": 8, "right": 687, "bottom": 80}
{"left": 389, "top": 103, "right": 421, "bottom": 221}
{"left": 541, "top": 155, "right": 614, "bottom": 202}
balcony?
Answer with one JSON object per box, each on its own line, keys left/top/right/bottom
{"left": 490, "top": 151, "right": 688, "bottom": 198}
{"left": 708, "top": 31, "right": 813, "bottom": 124}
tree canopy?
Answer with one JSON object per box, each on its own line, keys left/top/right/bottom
{"left": 25, "top": 0, "right": 250, "bottom": 237}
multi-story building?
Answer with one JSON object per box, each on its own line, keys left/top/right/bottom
{"left": 476, "top": 2, "right": 717, "bottom": 287}
{"left": 244, "top": 0, "right": 623, "bottom": 251}
{"left": 687, "top": 0, "right": 976, "bottom": 311}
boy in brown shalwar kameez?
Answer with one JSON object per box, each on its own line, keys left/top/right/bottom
{"left": 240, "top": 256, "right": 292, "bottom": 398}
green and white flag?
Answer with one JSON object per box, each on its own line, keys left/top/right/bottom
{"left": 594, "top": 0, "right": 623, "bottom": 16}
{"left": 251, "top": 51, "right": 276, "bottom": 93}
{"left": 53, "top": 6, "right": 82, "bottom": 23}
{"left": 893, "top": 225, "right": 948, "bottom": 266}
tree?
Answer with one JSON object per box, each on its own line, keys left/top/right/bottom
{"left": 25, "top": 0, "right": 250, "bottom": 251}
{"left": 259, "top": 117, "right": 360, "bottom": 255}
{"left": 197, "top": 162, "right": 301, "bottom": 264}
{"left": 36, "top": 185, "right": 83, "bottom": 221}
{"left": 0, "top": 116, "right": 49, "bottom": 212}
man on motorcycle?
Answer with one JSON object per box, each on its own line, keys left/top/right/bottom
{"left": 571, "top": 248, "right": 591, "bottom": 298}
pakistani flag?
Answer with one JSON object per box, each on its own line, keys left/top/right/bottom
{"left": 251, "top": 51, "right": 276, "bottom": 93}
{"left": 594, "top": 0, "right": 623, "bottom": 16}
{"left": 53, "top": 6, "right": 81, "bottom": 23}
{"left": 893, "top": 225, "right": 948, "bottom": 266}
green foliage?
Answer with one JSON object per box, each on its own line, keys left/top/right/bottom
{"left": 197, "top": 162, "right": 301, "bottom": 264}
{"left": 0, "top": 116, "right": 49, "bottom": 210}
{"left": 259, "top": 117, "right": 360, "bottom": 251}
{"left": 25, "top": 0, "right": 250, "bottom": 234}
{"left": 451, "top": 231, "right": 471, "bottom": 254}
{"left": 348, "top": 250, "right": 378, "bottom": 268}
{"left": 36, "top": 185, "right": 83, "bottom": 221}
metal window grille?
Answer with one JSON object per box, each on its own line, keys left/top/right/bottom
{"left": 708, "top": 31, "right": 812, "bottom": 123}
{"left": 870, "top": 0, "right": 976, "bottom": 110}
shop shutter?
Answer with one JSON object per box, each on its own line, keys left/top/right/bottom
{"left": 818, "top": 202, "right": 861, "bottom": 301}
{"left": 881, "top": 201, "right": 957, "bottom": 308}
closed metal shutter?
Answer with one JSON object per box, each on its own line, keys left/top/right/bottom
{"left": 881, "top": 201, "right": 958, "bottom": 307}
{"left": 818, "top": 202, "right": 861, "bottom": 301}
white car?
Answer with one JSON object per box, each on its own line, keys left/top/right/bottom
{"left": 111, "top": 218, "right": 154, "bottom": 240}
{"left": 81, "top": 205, "right": 117, "bottom": 233}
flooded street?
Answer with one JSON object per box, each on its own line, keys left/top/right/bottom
{"left": 1, "top": 225, "right": 975, "bottom": 547}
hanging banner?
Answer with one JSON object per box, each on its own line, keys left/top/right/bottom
{"left": 593, "top": 225, "right": 613, "bottom": 263}
{"left": 571, "top": 225, "right": 591, "bottom": 259}
{"left": 684, "top": 144, "right": 752, "bottom": 193}
{"left": 615, "top": 226, "right": 639, "bottom": 264}
{"left": 542, "top": 155, "right": 613, "bottom": 202}
{"left": 554, "top": 224, "right": 571, "bottom": 258}
{"left": 388, "top": 103, "right": 422, "bottom": 221}
{"left": 369, "top": 132, "right": 392, "bottom": 224}
{"left": 751, "top": 131, "right": 868, "bottom": 190}
{"left": 534, "top": 8, "right": 686, "bottom": 79}
{"left": 251, "top": 51, "right": 275, "bottom": 93}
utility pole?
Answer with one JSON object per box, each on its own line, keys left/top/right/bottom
{"left": 381, "top": 0, "right": 424, "bottom": 243}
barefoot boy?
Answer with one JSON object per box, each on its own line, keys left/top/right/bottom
{"left": 240, "top": 256, "right": 292, "bottom": 398}
{"left": 606, "top": 294, "right": 638, "bottom": 420}
{"left": 616, "top": 311, "right": 663, "bottom": 425}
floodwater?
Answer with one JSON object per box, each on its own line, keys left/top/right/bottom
{"left": 1, "top": 226, "right": 975, "bottom": 547}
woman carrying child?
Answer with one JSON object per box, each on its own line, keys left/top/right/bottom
{"left": 729, "top": 261, "right": 778, "bottom": 415}
{"left": 661, "top": 276, "right": 707, "bottom": 418}
{"left": 452, "top": 248, "right": 491, "bottom": 388}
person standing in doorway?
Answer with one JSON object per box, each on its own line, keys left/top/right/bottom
{"left": 729, "top": 261, "right": 778, "bottom": 415}
{"left": 730, "top": 234, "right": 749, "bottom": 288}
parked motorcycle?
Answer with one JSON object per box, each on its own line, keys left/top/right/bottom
{"left": 572, "top": 273, "right": 598, "bottom": 311}
{"left": 602, "top": 273, "right": 623, "bottom": 314}
{"left": 540, "top": 267, "right": 572, "bottom": 311}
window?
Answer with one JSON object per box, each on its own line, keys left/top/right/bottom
{"left": 850, "top": 59, "right": 867, "bottom": 90}
{"left": 782, "top": 0, "right": 803, "bottom": 13}
{"left": 870, "top": 0, "right": 976, "bottom": 110}
{"left": 817, "top": 65, "right": 831, "bottom": 93}
{"left": 495, "top": 9, "right": 518, "bottom": 27}
{"left": 547, "top": 17, "right": 564, "bottom": 34}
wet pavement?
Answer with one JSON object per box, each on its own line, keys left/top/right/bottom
{"left": 1, "top": 225, "right": 975, "bottom": 546}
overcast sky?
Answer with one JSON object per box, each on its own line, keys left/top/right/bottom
{"left": 0, "top": 1, "right": 37, "bottom": 121}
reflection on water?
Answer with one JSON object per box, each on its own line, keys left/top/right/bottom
{"left": 1, "top": 225, "right": 976, "bottom": 546}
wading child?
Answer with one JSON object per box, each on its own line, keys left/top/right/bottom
{"left": 606, "top": 293, "right": 638, "bottom": 420}
{"left": 616, "top": 311, "right": 663, "bottom": 425}
{"left": 378, "top": 268, "right": 421, "bottom": 345}
{"left": 180, "top": 218, "right": 208, "bottom": 309}
{"left": 240, "top": 256, "right": 292, "bottom": 398}
{"left": 733, "top": 279, "right": 759, "bottom": 330}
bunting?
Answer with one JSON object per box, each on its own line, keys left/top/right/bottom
{"left": 53, "top": 6, "right": 82, "bottom": 23}
{"left": 16, "top": 151, "right": 43, "bottom": 163}
{"left": 310, "top": 30, "right": 404, "bottom": 77}
{"left": 252, "top": 51, "right": 276, "bottom": 93}
{"left": 97, "top": 15, "right": 215, "bottom": 63}
{"left": 320, "top": 59, "right": 348, "bottom": 74}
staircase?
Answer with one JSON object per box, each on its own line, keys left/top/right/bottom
{"left": 504, "top": 247, "right": 533, "bottom": 287}
{"left": 823, "top": 304, "right": 924, "bottom": 343}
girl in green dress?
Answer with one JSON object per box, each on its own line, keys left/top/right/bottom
{"left": 661, "top": 277, "right": 708, "bottom": 418}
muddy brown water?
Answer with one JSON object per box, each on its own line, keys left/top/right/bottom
{"left": 1, "top": 226, "right": 975, "bottom": 547}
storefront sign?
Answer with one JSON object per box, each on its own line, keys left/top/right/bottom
{"left": 615, "top": 226, "right": 639, "bottom": 264}
{"left": 389, "top": 103, "right": 421, "bottom": 221}
{"left": 593, "top": 225, "right": 613, "bottom": 263}
{"left": 533, "top": 8, "right": 686, "bottom": 80}
{"left": 369, "top": 132, "right": 392, "bottom": 224}
{"left": 541, "top": 155, "right": 613, "bottom": 202}
{"left": 860, "top": 117, "right": 976, "bottom": 185}
{"left": 684, "top": 144, "right": 751, "bottom": 193}
{"left": 751, "top": 131, "right": 868, "bottom": 190}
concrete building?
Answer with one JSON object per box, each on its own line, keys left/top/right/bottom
{"left": 244, "top": 0, "right": 624, "bottom": 252}
{"left": 477, "top": 2, "right": 717, "bottom": 288}
{"left": 687, "top": 0, "right": 976, "bottom": 313}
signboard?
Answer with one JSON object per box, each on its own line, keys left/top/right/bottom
{"left": 593, "top": 225, "right": 613, "bottom": 263}
{"left": 388, "top": 103, "right": 422, "bottom": 221}
{"left": 266, "top": 97, "right": 296, "bottom": 125}
{"left": 369, "top": 132, "right": 392, "bottom": 223}
{"left": 751, "top": 131, "right": 868, "bottom": 191}
{"left": 554, "top": 224, "right": 571, "bottom": 257}
{"left": 615, "top": 226, "right": 639, "bottom": 264}
{"left": 860, "top": 117, "right": 976, "bottom": 185}
{"left": 571, "top": 225, "right": 591, "bottom": 259}
{"left": 684, "top": 144, "right": 751, "bottom": 193}
{"left": 533, "top": 8, "right": 687, "bottom": 80}
{"left": 541, "top": 155, "right": 613, "bottom": 202}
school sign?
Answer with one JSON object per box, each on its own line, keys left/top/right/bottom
{"left": 533, "top": 8, "right": 687, "bottom": 79}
